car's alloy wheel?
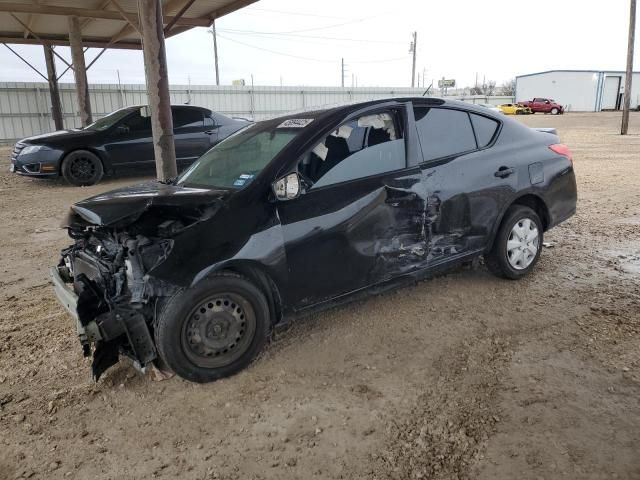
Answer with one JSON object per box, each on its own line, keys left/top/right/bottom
{"left": 551, "top": 108, "right": 559, "bottom": 115}
{"left": 506, "top": 218, "right": 539, "bottom": 270}
{"left": 61, "top": 150, "right": 104, "bottom": 186}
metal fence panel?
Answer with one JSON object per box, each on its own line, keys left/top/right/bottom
{"left": 0, "top": 82, "right": 514, "bottom": 144}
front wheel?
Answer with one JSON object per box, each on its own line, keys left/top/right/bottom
{"left": 155, "top": 272, "right": 271, "bottom": 383}
{"left": 551, "top": 108, "right": 559, "bottom": 115}
{"left": 61, "top": 150, "right": 104, "bottom": 186}
{"left": 485, "top": 205, "right": 543, "bottom": 280}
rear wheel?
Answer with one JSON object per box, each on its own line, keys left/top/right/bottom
{"left": 486, "top": 205, "right": 543, "bottom": 280}
{"left": 61, "top": 150, "right": 103, "bottom": 186}
{"left": 155, "top": 272, "right": 271, "bottom": 383}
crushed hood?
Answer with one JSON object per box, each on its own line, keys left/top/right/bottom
{"left": 63, "top": 181, "right": 230, "bottom": 227}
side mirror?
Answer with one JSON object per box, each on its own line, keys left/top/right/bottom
{"left": 272, "top": 172, "right": 302, "bottom": 201}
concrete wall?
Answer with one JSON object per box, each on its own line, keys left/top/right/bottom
{"left": 515, "top": 70, "right": 640, "bottom": 112}
{"left": 0, "top": 82, "right": 513, "bottom": 144}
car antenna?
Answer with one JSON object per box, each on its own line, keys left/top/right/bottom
{"left": 422, "top": 82, "right": 433, "bottom": 96}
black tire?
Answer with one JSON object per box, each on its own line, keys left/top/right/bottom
{"left": 485, "top": 205, "right": 543, "bottom": 280}
{"left": 155, "top": 272, "right": 271, "bottom": 383}
{"left": 551, "top": 108, "right": 559, "bottom": 115}
{"left": 61, "top": 150, "right": 104, "bottom": 186}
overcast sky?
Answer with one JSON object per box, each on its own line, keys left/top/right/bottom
{"left": 1, "top": 0, "right": 638, "bottom": 88}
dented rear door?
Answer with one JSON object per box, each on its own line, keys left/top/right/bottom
{"left": 412, "top": 105, "right": 516, "bottom": 264}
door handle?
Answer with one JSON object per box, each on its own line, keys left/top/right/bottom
{"left": 494, "top": 166, "right": 515, "bottom": 178}
{"left": 385, "top": 192, "right": 417, "bottom": 204}
{"left": 204, "top": 129, "right": 217, "bottom": 135}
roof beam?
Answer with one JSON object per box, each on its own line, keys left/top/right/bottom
{"left": 210, "top": 0, "right": 259, "bottom": 20}
{"left": 10, "top": 12, "right": 74, "bottom": 69}
{"left": 109, "top": 0, "right": 141, "bottom": 34}
{"left": 164, "top": 0, "right": 196, "bottom": 34}
{"left": 1, "top": 43, "right": 48, "bottom": 81}
{"left": 0, "top": 2, "right": 211, "bottom": 27}
{"left": 109, "top": 0, "right": 187, "bottom": 44}
{"left": 0, "top": 33, "right": 141, "bottom": 49}
{"left": 80, "top": 0, "right": 114, "bottom": 32}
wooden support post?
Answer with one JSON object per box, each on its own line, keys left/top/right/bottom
{"left": 621, "top": 0, "right": 636, "bottom": 135}
{"left": 43, "top": 45, "right": 64, "bottom": 131}
{"left": 68, "top": 16, "right": 93, "bottom": 127}
{"left": 138, "top": 0, "right": 177, "bottom": 181}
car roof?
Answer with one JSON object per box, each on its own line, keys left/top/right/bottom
{"left": 256, "top": 96, "right": 499, "bottom": 126}
{"left": 121, "top": 104, "right": 211, "bottom": 111}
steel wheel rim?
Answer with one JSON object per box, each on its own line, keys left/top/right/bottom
{"left": 506, "top": 217, "right": 539, "bottom": 270}
{"left": 69, "top": 156, "right": 96, "bottom": 181}
{"left": 181, "top": 292, "right": 256, "bottom": 368}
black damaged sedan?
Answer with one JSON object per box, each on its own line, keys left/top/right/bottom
{"left": 51, "top": 98, "right": 577, "bottom": 383}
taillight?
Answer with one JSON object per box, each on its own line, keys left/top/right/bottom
{"left": 549, "top": 143, "right": 573, "bottom": 164}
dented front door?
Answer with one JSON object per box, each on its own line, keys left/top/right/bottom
{"left": 277, "top": 168, "right": 427, "bottom": 309}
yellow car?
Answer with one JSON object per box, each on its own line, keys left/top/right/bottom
{"left": 498, "top": 104, "right": 532, "bottom": 115}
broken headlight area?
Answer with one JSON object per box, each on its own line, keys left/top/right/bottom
{"left": 57, "top": 227, "right": 178, "bottom": 380}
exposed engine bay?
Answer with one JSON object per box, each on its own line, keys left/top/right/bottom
{"left": 56, "top": 226, "right": 177, "bottom": 380}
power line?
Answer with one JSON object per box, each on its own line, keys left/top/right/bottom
{"left": 216, "top": 34, "right": 335, "bottom": 63}
{"left": 217, "top": 34, "right": 409, "bottom": 65}
{"left": 218, "top": 28, "right": 405, "bottom": 44}
{"left": 245, "top": 7, "right": 352, "bottom": 20}
{"left": 217, "top": 13, "right": 384, "bottom": 35}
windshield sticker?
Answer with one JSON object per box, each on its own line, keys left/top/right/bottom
{"left": 277, "top": 118, "right": 314, "bottom": 129}
{"left": 233, "top": 173, "right": 255, "bottom": 187}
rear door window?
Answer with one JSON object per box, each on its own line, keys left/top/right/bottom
{"left": 413, "top": 107, "right": 477, "bottom": 161}
{"left": 470, "top": 113, "right": 499, "bottom": 148}
{"left": 172, "top": 108, "right": 204, "bottom": 131}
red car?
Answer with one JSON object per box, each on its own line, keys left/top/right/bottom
{"left": 519, "top": 98, "right": 564, "bottom": 115}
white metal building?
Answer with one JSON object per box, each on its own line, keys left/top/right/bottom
{"left": 515, "top": 70, "right": 640, "bottom": 112}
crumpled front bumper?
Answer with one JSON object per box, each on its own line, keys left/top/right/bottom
{"left": 50, "top": 266, "right": 102, "bottom": 354}
{"left": 50, "top": 260, "right": 159, "bottom": 380}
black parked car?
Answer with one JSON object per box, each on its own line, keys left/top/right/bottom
{"left": 10, "top": 105, "right": 247, "bottom": 186}
{"left": 51, "top": 97, "right": 577, "bottom": 382}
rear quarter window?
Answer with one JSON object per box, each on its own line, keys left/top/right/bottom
{"left": 470, "top": 113, "right": 500, "bottom": 148}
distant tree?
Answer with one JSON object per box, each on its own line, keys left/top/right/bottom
{"left": 501, "top": 78, "right": 516, "bottom": 96}
{"left": 470, "top": 80, "right": 497, "bottom": 96}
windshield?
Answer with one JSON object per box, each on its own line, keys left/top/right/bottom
{"left": 85, "top": 108, "right": 135, "bottom": 131}
{"left": 177, "top": 120, "right": 307, "bottom": 189}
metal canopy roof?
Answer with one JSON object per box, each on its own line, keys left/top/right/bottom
{"left": 0, "top": 0, "right": 257, "bottom": 49}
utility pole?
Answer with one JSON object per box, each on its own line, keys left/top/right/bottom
{"left": 341, "top": 57, "right": 345, "bottom": 87}
{"left": 209, "top": 20, "right": 220, "bottom": 86}
{"left": 410, "top": 31, "right": 417, "bottom": 87}
{"left": 621, "top": 0, "right": 636, "bottom": 135}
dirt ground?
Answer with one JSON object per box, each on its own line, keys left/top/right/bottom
{"left": 0, "top": 112, "right": 639, "bottom": 480}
